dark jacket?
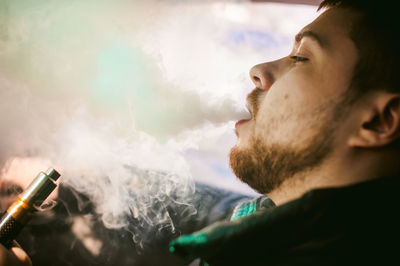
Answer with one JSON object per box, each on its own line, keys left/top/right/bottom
{"left": 170, "top": 176, "right": 400, "bottom": 265}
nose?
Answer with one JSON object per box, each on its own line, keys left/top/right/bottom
{"left": 249, "top": 62, "right": 275, "bottom": 91}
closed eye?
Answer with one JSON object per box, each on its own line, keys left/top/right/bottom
{"left": 290, "top": 55, "right": 308, "bottom": 62}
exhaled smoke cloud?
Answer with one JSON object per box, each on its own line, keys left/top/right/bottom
{"left": 0, "top": 77, "right": 197, "bottom": 246}
{"left": 0, "top": 0, "right": 317, "bottom": 247}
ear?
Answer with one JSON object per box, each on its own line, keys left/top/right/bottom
{"left": 348, "top": 93, "right": 400, "bottom": 148}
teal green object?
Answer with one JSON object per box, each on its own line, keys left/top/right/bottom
{"left": 176, "top": 233, "right": 208, "bottom": 245}
{"left": 169, "top": 246, "right": 175, "bottom": 253}
{"left": 169, "top": 196, "right": 275, "bottom": 263}
{"left": 230, "top": 196, "right": 274, "bottom": 221}
{"left": 169, "top": 233, "right": 209, "bottom": 254}
{"left": 230, "top": 200, "right": 257, "bottom": 221}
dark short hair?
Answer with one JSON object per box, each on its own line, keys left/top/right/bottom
{"left": 319, "top": 0, "right": 399, "bottom": 97}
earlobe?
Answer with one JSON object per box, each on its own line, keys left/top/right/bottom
{"left": 348, "top": 94, "right": 400, "bottom": 148}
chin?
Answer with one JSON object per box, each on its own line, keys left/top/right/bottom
{"left": 235, "top": 130, "right": 252, "bottom": 149}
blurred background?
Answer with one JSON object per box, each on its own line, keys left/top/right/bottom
{"left": 0, "top": 0, "right": 319, "bottom": 265}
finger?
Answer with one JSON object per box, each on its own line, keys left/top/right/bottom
{"left": 0, "top": 243, "right": 20, "bottom": 266}
{"left": 10, "top": 242, "right": 32, "bottom": 266}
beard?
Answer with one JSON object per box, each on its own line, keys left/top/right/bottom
{"left": 230, "top": 90, "right": 350, "bottom": 195}
{"left": 230, "top": 129, "right": 334, "bottom": 194}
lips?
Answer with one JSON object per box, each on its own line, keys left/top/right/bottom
{"left": 235, "top": 119, "right": 251, "bottom": 127}
{"left": 235, "top": 102, "right": 253, "bottom": 128}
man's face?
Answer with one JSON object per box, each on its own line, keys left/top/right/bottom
{"left": 230, "top": 7, "right": 359, "bottom": 194}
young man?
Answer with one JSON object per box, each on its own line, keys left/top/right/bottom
{"left": 170, "top": 0, "right": 400, "bottom": 264}
{"left": 3, "top": 0, "right": 399, "bottom": 265}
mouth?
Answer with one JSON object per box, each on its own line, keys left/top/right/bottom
{"left": 235, "top": 103, "right": 253, "bottom": 129}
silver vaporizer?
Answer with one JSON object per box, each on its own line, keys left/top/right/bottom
{"left": 0, "top": 168, "right": 60, "bottom": 248}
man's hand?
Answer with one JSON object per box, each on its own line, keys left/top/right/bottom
{"left": 0, "top": 241, "right": 32, "bottom": 266}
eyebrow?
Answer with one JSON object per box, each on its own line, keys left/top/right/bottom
{"left": 295, "top": 30, "right": 326, "bottom": 49}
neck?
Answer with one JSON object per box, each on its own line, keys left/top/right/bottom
{"left": 266, "top": 148, "right": 400, "bottom": 206}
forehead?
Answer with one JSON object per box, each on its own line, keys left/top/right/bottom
{"left": 297, "top": 7, "right": 359, "bottom": 98}
{"left": 301, "top": 7, "right": 358, "bottom": 51}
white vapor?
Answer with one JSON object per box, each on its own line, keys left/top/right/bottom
{"left": 0, "top": 0, "right": 317, "bottom": 247}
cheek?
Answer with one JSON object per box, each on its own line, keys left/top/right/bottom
{"left": 257, "top": 71, "right": 319, "bottom": 119}
{"left": 253, "top": 71, "right": 325, "bottom": 144}
{"left": 271, "top": 68, "right": 323, "bottom": 103}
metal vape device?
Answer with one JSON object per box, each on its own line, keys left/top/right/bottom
{"left": 0, "top": 168, "right": 60, "bottom": 248}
